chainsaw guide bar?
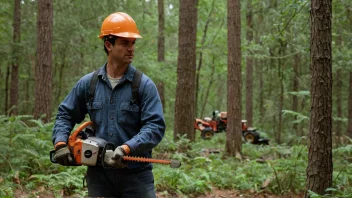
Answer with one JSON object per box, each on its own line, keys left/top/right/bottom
{"left": 123, "top": 156, "right": 181, "bottom": 168}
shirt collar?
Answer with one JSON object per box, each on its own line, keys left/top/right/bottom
{"left": 98, "top": 63, "right": 136, "bottom": 82}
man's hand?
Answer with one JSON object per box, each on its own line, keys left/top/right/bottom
{"left": 108, "top": 146, "right": 127, "bottom": 168}
{"left": 54, "top": 143, "right": 73, "bottom": 166}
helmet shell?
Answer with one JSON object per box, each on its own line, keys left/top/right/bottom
{"left": 99, "top": 12, "right": 142, "bottom": 39}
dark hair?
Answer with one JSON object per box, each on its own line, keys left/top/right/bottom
{"left": 103, "top": 36, "right": 118, "bottom": 55}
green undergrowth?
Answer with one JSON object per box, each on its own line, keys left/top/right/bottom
{"left": 0, "top": 116, "right": 351, "bottom": 197}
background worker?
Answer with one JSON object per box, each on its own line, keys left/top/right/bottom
{"left": 52, "top": 12, "right": 165, "bottom": 197}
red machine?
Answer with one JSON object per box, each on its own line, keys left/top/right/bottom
{"left": 194, "top": 111, "right": 269, "bottom": 145}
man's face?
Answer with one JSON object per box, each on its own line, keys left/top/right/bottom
{"left": 107, "top": 37, "right": 136, "bottom": 65}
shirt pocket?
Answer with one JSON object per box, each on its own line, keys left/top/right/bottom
{"left": 87, "top": 101, "right": 103, "bottom": 125}
{"left": 118, "top": 101, "right": 140, "bottom": 125}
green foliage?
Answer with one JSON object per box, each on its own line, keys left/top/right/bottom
{"left": 1, "top": 0, "right": 352, "bottom": 196}
{"left": 0, "top": 116, "right": 86, "bottom": 197}
{"left": 29, "top": 166, "right": 87, "bottom": 197}
{"left": 282, "top": 109, "right": 309, "bottom": 124}
{"left": 153, "top": 133, "right": 352, "bottom": 197}
{"left": 1, "top": 116, "right": 352, "bottom": 197}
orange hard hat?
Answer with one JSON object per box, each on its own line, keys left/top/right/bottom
{"left": 99, "top": 12, "right": 142, "bottom": 39}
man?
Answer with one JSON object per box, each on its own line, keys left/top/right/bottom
{"left": 52, "top": 12, "right": 165, "bottom": 197}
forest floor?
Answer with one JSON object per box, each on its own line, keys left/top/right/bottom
{"left": 14, "top": 188, "right": 304, "bottom": 198}
{"left": 157, "top": 188, "right": 304, "bottom": 198}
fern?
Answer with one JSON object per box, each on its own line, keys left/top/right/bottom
{"left": 282, "top": 109, "right": 309, "bottom": 123}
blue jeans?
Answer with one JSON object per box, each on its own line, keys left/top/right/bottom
{"left": 86, "top": 167, "right": 156, "bottom": 198}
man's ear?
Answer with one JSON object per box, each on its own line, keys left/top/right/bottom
{"left": 104, "top": 41, "right": 112, "bottom": 52}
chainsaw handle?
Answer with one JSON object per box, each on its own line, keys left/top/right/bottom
{"left": 68, "top": 121, "right": 93, "bottom": 148}
{"left": 49, "top": 150, "right": 56, "bottom": 163}
{"left": 49, "top": 149, "right": 78, "bottom": 166}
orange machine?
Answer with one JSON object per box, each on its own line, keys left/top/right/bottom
{"left": 50, "top": 121, "right": 181, "bottom": 168}
{"left": 194, "top": 111, "right": 269, "bottom": 145}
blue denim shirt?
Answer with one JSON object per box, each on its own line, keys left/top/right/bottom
{"left": 52, "top": 64, "right": 165, "bottom": 169}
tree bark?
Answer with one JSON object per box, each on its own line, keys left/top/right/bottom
{"left": 245, "top": 0, "right": 253, "bottom": 127}
{"left": 276, "top": 41, "right": 286, "bottom": 145}
{"left": 200, "top": 56, "right": 216, "bottom": 118}
{"left": 5, "top": 65, "right": 10, "bottom": 115}
{"left": 157, "top": 0, "right": 166, "bottom": 112}
{"left": 292, "top": 53, "right": 300, "bottom": 136}
{"left": 258, "top": 59, "right": 264, "bottom": 123}
{"left": 174, "top": 0, "right": 198, "bottom": 141}
{"left": 9, "top": 0, "right": 21, "bottom": 115}
{"left": 347, "top": 72, "right": 352, "bottom": 138}
{"left": 335, "top": 68, "right": 342, "bottom": 146}
{"left": 34, "top": 0, "right": 53, "bottom": 123}
{"left": 226, "top": 0, "right": 242, "bottom": 156}
{"left": 256, "top": 13, "right": 264, "bottom": 123}
{"left": 305, "top": 0, "right": 333, "bottom": 196}
{"left": 195, "top": 0, "right": 215, "bottom": 117}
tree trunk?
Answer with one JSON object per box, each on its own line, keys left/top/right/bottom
{"left": 276, "top": 41, "right": 286, "bottom": 145}
{"left": 346, "top": 9, "right": 352, "bottom": 139}
{"left": 174, "top": 0, "right": 198, "bottom": 141}
{"left": 34, "top": 0, "right": 53, "bottom": 123}
{"left": 200, "top": 56, "right": 216, "bottom": 118}
{"left": 347, "top": 72, "right": 352, "bottom": 138}
{"left": 195, "top": 0, "right": 215, "bottom": 117}
{"left": 245, "top": 0, "right": 253, "bottom": 127}
{"left": 5, "top": 65, "right": 10, "bottom": 115}
{"left": 226, "top": 0, "right": 242, "bottom": 156}
{"left": 305, "top": 0, "right": 333, "bottom": 196}
{"left": 258, "top": 59, "right": 264, "bottom": 122}
{"left": 335, "top": 68, "right": 342, "bottom": 146}
{"left": 157, "top": 0, "right": 166, "bottom": 113}
{"left": 256, "top": 13, "right": 264, "bottom": 123}
{"left": 9, "top": 0, "right": 21, "bottom": 115}
{"left": 56, "top": 49, "right": 66, "bottom": 103}
{"left": 292, "top": 53, "right": 300, "bottom": 136}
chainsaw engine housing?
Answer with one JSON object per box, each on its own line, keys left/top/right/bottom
{"left": 72, "top": 137, "right": 113, "bottom": 166}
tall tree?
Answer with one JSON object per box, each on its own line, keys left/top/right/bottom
{"left": 276, "top": 40, "right": 286, "bottom": 144}
{"left": 305, "top": 0, "right": 333, "bottom": 196}
{"left": 334, "top": 34, "right": 343, "bottom": 146}
{"left": 5, "top": 65, "right": 10, "bottom": 114}
{"left": 226, "top": 0, "right": 242, "bottom": 156}
{"left": 174, "top": 0, "right": 198, "bottom": 141}
{"left": 347, "top": 8, "right": 352, "bottom": 139}
{"left": 335, "top": 68, "right": 342, "bottom": 146}
{"left": 245, "top": 0, "right": 253, "bottom": 127}
{"left": 348, "top": 72, "right": 352, "bottom": 138}
{"left": 157, "top": 0, "right": 166, "bottom": 113}
{"left": 256, "top": 12, "right": 265, "bottom": 123}
{"left": 195, "top": 0, "right": 215, "bottom": 117}
{"left": 9, "top": 0, "right": 21, "bottom": 115}
{"left": 292, "top": 52, "right": 300, "bottom": 136}
{"left": 34, "top": 0, "right": 53, "bottom": 123}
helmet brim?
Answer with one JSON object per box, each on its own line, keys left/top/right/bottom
{"left": 99, "top": 32, "right": 142, "bottom": 39}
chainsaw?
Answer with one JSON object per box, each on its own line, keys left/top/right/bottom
{"left": 50, "top": 121, "right": 181, "bottom": 168}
